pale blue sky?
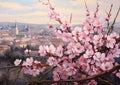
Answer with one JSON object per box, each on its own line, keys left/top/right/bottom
{"left": 0, "top": 0, "right": 120, "bottom": 24}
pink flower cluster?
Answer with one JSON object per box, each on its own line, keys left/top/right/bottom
{"left": 39, "top": 45, "right": 63, "bottom": 57}
{"left": 14, "top": 57, "right": 46, "bottom": 77}
{"left": 38, "top": 0, "right": 120, "bottom": 84}
{"left": 14, "top": 0, "right": 120, "bottom": 84}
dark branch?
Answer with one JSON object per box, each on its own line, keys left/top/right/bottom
{"left": 37, "top": 64, "right": 120, "bottom": 83}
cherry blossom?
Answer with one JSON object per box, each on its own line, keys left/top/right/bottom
{"left": 47, "top": 57, "right": 58, "bottom": 66}
{"left": 39, "top": 45, "right": 47, "bottom": 56}
{"left": 60, "top": 21, "right": 71, "bottom": 31}
{"left": 106, "top": 36, "right": 116, "bottom": 48}
{"left": 116, "top": 71, "right": 120, "bottom": 78}
{"left": 22, "top": 57, "right": 46, "bottom": 77}
{"left": 55, "top": 45, "right": 63, "bottom": 57}
{"left": 14, "top": 0, "right": 120, "bottom": 84}
{"left": 72, "top": 26, "right": 82, "bottom": 37}
{"left": 14, "top": 59, "right": 22, "bottom": 66}
{"left": 83, "top": 50, "right": 94, "bottom": 58}
{"left": 100, "top": 62, "right": 113, "bottom": 71}
{"left": 53, "top": 71, "right": 60, "bottom": 81}
{"left": 83, "top": 23, "right": 94, "bottom": 34}
{"left": 49, "top": 44, "right": 56, "bottom": 54}
{"left": 22, "top": 57, "right": 33, "bottom": 66}
{"left": 107, "top": 47, "right": 120, "bottom": 58}
{"left": 88, "top": 80, "right": 97, "bottom": 85}
{"left": 24, "top": 49, "right": 31, "bottom": 54}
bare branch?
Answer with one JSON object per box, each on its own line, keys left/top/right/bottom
{"left": 107, "top": 6, "right": 120, "bottom": 34}
{"left": 98, "top": 78, "right": 114, "bottom": 85}
{"left": 84, "top": 0, "right": 90, "bottom": 16}
{"left": 107, "top": 4, "right": 113, "bottom": 28}
{"left": 94, "top": 3, "right": 99, "bottom": 18}
{"left": 70, "top": 13, "right": 72, "bottom": 23}
{"left": 0, "top": 65, "right": 23, "bottom": 69}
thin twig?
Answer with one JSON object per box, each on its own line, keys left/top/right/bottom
{"left": 107, "top": 7, "right": 120, "bottom": 34}
{"left": 106, "top": 4, "right": 113, "bottom": 29}
{"left": 13, "top": 67, "right": 22, "bottom": 85}
{"left": 84, "top": 0, "right": 90, "bottom": 16}
{"left": 98, "top": 78, "right": 114, "bottom": 85}
{"left": 0, "top": 65, "right": 23, "bottom": 69}
{"left": 39, "top": 66, "right": 56, "bottom": 80}
{"left": 0, "top": 63, "right": 49, "bottom": 69}
{"left": 70, "top": 13, "right": 72, "bottom": 23}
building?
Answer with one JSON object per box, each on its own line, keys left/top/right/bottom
{"left": 0, "top": 31, "right": 10, "bottom": 37}
{"left": 15, "top": 41, "right": 27, "bottom": 48}
{"left": 0, "top": 45, "right": 10, "bottom": 55}
{"left": 28, "top": 39, "right": 40, "bottom": 46}
{"left": 15, "top": 22, "right": 19, "bottom": 35}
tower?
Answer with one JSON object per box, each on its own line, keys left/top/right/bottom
{"left": 15, "top": 22, "right": 19, "bottom": 35}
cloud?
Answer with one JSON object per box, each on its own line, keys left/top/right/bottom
{"left": 0, "top": 0, "right": 119, "bottom": 24}
{"left": 23, "top": 11, "right": 46, "bottom": 16}
{"left": 0, "top": 2, "right": 31, "bottom": 10}
{"left": 0, "top": 11, "right": 48, "bottom": 24}
{"left": 69, "top": 0, "right": 96, "bottom": 6}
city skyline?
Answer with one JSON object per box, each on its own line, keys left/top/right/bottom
{"left": 0, "top": 0, "right": 120, "bottom": 24}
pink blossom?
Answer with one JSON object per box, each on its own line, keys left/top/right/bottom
{"left": 84, "top": 42, "right": 92, "bottom": 50}
{"left": 49, "top": 44, "right": 56, "bottom": 54}
{"left": 93, "top": 52, "right": 105, "bottom": 61}
{"left": 93, "top": 17, "right": 105, "bottom": 26}
{"left": 39, "top": 45, "right": 47, "bottom": 56}
{"left": 74, "top": 82, "right": 78, "bottom": 85}
{"left": 85, "top": 63, "right": 90, "bottom": 72}
{"left": 44, "top": 45, "right": 50, "bottom": 53}
{"left": 14, "top": 59, "right": 22, "bottom": 66}
{"left": 22, "top": 57, "right": 33, "bottom": 66}
{"left": 56, "top": 45, "right": 63, "bottom": 57}
{"left": 22, "top": 58, "right": 46, "bottom": 77}
{"left": 93, "top": 33, "right": 103, "bottom": 46}
{"left": 83, "top": 23, "right": 94, "bottom": 34}
{"left": 66, "top": 67, "right": 77, "bottom": 76}
{"left": 30, "top": 69, "right": 40, "bottom": 77}
{"left": 62, "top": 61, "right": 71, "bottom": 68}
{"left": 60, "top": 21, "right": 71, "bottom": 31}
{"left": 107, "top": 48, "right": 120, "bottom": 58}
{"left": 106, "top": 36, "right": 116, "bottom": 48}
{"left": 72, "top": 26, "right": 82, "bottom": 37}
{"left": 24, "top": 49, "right": 28, "bottom": 54}
{"left": 48, "top": 10, "right": 62, "bottom": 21}
{"left": 62, "top": 32, "right": 73, "bottom": 42}
{"left": 34, "top": 60, "right": 41, "bottom": 64}
{"left": 100, "top": 62, "right": 113, "bottom": 71}
{"left": 116, "top": 72, "right": 120, "bottom": 78}
{"left": 22, "top": 67, "right": 40, "bottom": 77}
{"left": 78, "top": 32, "right": 90, "bottom": 42}
{"left": 18, "top": 0, "right": 120, "bottom": 84}
{"left": 53, "top": 71, "right": 60, "bottom": 81}
{"left": 83, "top": 50, "right": 94, "bottom": 58}
{"left": 47, "top": 57, "right": 58, "bottom": 66}
{"left": 52, "top": 83, "right": 58, "bottom": 85}
{"left": 110, "top": 32, "right": 119, "bottom": 39}
{"left": 78, "top": 56, "right": 87, "bottom": 65}
{"left": 88, "top": 80, "right": 97, "bottom": 85}
{"left": 60, "top": 71, "right": 68, "bottom": 80}
{"left": 74, "top": 43, "right": 84, "bottom": 54}
{"left": 24, "top": 49, "right": 31, "bottom": 54}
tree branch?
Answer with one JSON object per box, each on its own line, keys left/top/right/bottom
{"left": 36, "top": 64, "right": 120, "bottom": 83}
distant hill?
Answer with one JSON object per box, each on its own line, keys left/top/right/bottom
{"left": 0, "top": 22, "right": 56, "bottom": 36}
{"left": 0, "top": 22, "right": 120, "bottom": 35}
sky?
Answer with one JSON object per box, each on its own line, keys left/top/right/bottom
{"left": 0, "top": 0, "right": 120, "bottom": 24}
